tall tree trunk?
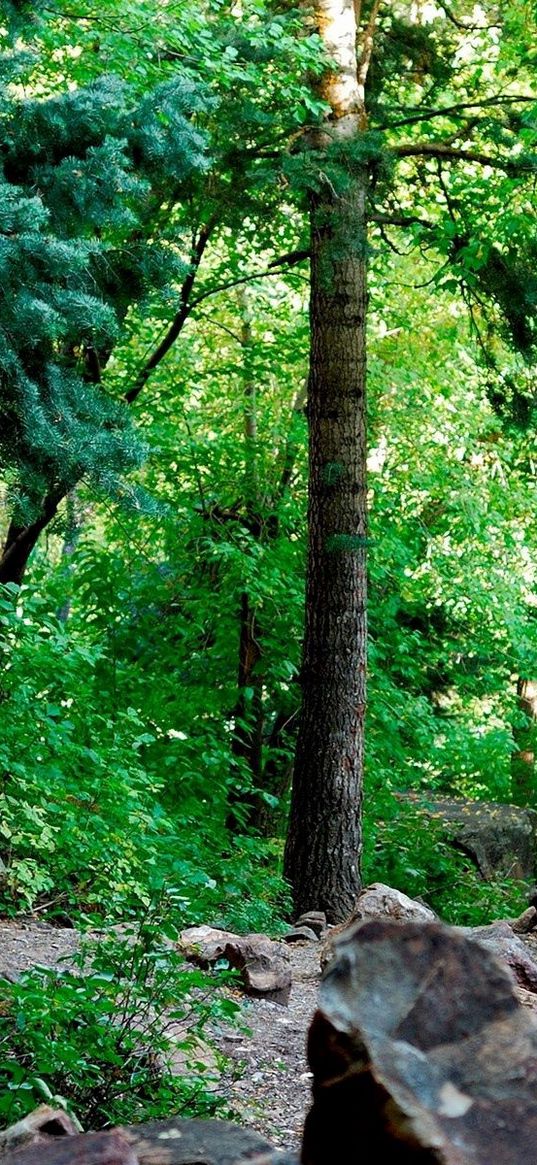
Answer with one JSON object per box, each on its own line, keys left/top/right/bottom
{"left": 512, "top": 678, "right": 537, "bottom": 807}
{"left": 227, "top": 295, "right": 265, "bottom": 831}
{"left": 284, "top": 0, "right": 374, "bottom": 922}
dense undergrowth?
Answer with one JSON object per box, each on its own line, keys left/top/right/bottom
{"left": 0, "top": 900, "right": 241, "bottom": 1128}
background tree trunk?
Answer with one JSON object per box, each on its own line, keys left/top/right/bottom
{"left": 512, "top": 678, "right": 537, "bottom": 806}
{"left": 0, "top": 490, "right": 64, "bottom": 587}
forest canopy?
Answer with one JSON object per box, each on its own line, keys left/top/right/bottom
{"left": 1, "top": 0, "right": 537, "bottom": 939}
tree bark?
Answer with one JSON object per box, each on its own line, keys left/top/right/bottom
{"left": 512, "top": 678, "right": 537, "bottom": 807}
{"left": 0, "top": 489, "right": 65, "bottom": 587}
{"left": 284, "top": 0, "right": 371, "bottom": 922}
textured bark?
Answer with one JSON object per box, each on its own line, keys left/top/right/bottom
{"left": 512, "top": 678, "right": 537, "bottom": 806}
{"left": 285, "top": 0, "right": 369, "bottom": 922}
{"left": 0, "top": 489, "right": 64, "bottom": 586}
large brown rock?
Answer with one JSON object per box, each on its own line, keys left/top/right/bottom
{"left": 403, "top": 794, "right": 537, "bottom": 880}
{"left": 303, "top": 918, "right": 537, "bottom": 1164}
{"left": 321, "top": 884, "right": 436, "bottom": 969}
{"left": 1, "top": 1130, "right": 136, "bottom": 1165}
{"left": 1, "top": 1118, "right": 291, "bottom": 1165}
{"left": 179, "top": 927, "right": 291, "bottom": 1002}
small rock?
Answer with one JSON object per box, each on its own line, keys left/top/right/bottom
{"left": 321, "top": 883, "right": 436, "bottom": 969}
{"left": 349, "top": 883, "right": 437, "bottom": 924}
{"left": 283, "top": 927, "right": 319, "bottom": 944}
{"left": 179, "top": 926, "right": 291, "bottom": 1003}
{"left": 511, "top": 905, "right": 537, "bottom": 933}
{"left": 178, "top": 925, "right": 236, "bottom": 965}
{"left": 295, "top": 912, "right": 327, "bottom": 938}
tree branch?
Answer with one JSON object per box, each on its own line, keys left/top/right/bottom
{"left": 358, "top": 0, "right": 382, "bottom": 86}
{"left": 394, "top": 142, "right": 537, "bottom": 172}
{"left": 189, "top": 261, "right": 308, "bottom": 312}
{"left": 372, "top": 212, "right": 433, "bottom": 229}
{"left": 268, "top": 249, "right": 310, "bottom": 269}
{"left": 378, "top": 94, "right": 536, "bottom": 132}
{"left": 125, "top": 216, "right": 216, "bottom": 405}
{"left": 267, "top": 215, "right": 433, "bottom": 273}
{"left": 438, "top": 2, "right": 501, "bottom": 31}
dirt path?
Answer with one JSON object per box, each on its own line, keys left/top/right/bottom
{"left": 3, "top": 916, "right": 537, "bottom": 1153}
{"left": 0, "top": 919, "right": 319, "bottom": 1152}
{"left": 213, "top": 942, "right": 319, "bottom": 1149}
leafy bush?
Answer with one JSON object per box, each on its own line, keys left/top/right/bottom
{"left": 0, "top": 903, "right": 240, "bottom": 1129}
{"left": 0, "top": 585, "right": 290, "bottom": 931}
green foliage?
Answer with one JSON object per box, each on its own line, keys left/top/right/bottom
{"left": 0, "top": 902, "right": 240, "bottom": 1129}
{"left": 0, "top": 584, "right": 290, "bottom": 929}
{"left": 1, "top": 0, "right": 537, "bottom": 983}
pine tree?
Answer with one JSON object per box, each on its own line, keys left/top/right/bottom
{"left": 0, "top": 22, "right": 209, "bottom": 583}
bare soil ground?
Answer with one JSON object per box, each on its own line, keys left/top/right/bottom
{"left": 0, "top": 919, "right": 320, "bottom": 1152}
{"left": 5, "top": 917, "right": 537, "bottom": 1154}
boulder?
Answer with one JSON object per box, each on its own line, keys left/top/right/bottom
{"left": 461, "top": 919, "right": 537, "bottom": 992}
{"left": 303, "top": 917, "right": 537, "bottom": 1164}
{"left": 403, "top": 794, "right": 537, "bottom": 880}
{"left": 179, "top": 926, "right": 291, "bottom": 1002}
{"left": 321, "top": 883, "right": 436, "bottom": 969}
{"left": 1, "top": 1119, "right": 289, "bottom": 1165}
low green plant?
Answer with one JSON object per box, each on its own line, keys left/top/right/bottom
{"left": 0, "top": 902, "right": 240, "bottom": 1130}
